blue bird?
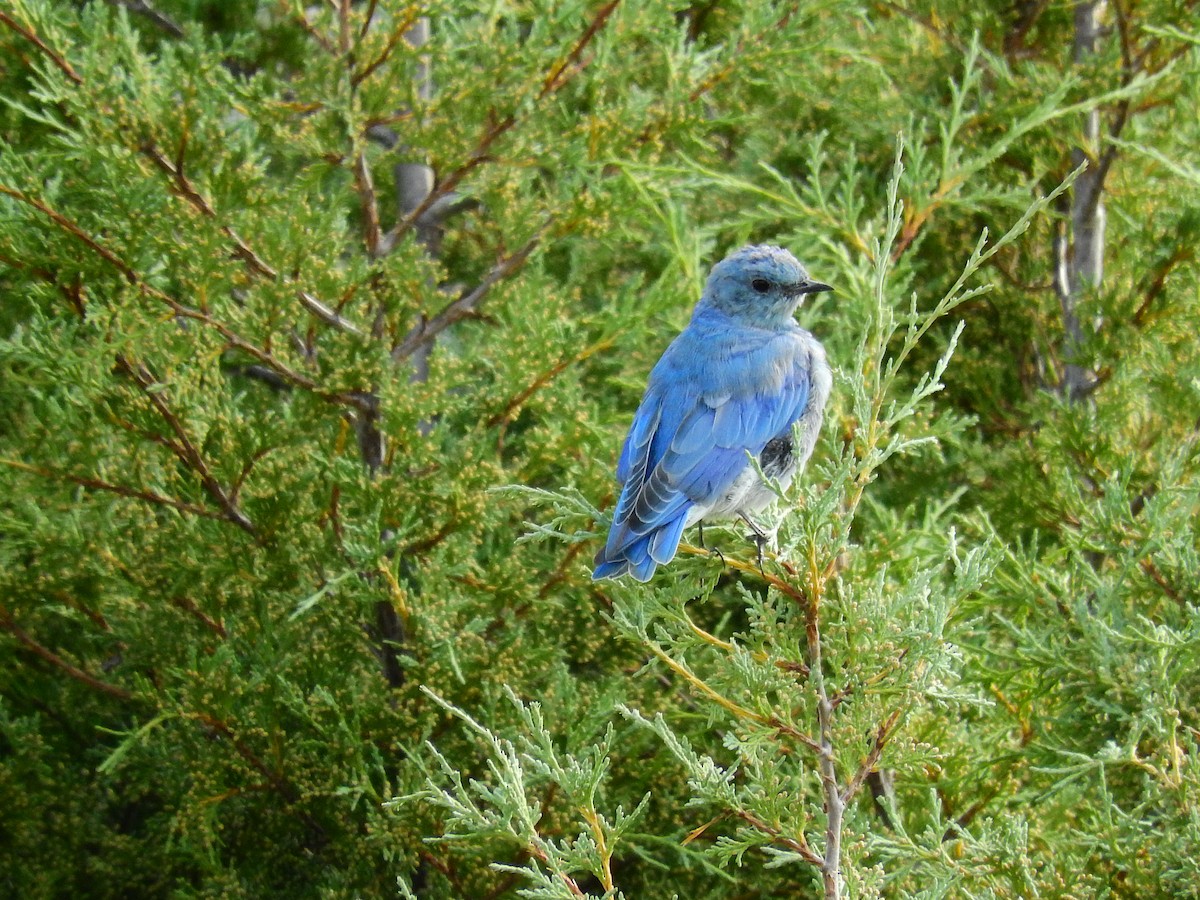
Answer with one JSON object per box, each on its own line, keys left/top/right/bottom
{"left": 593, "top": 245, "right": 833, "bottom": 582}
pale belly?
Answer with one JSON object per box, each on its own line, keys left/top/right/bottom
{"left": 684, "top": 435, "right": 797, "bottom": 526}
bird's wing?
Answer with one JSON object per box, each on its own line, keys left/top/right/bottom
{"left": 595, "top": 334, "right": 811, "bottom": 580}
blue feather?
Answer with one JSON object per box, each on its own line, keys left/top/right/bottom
{"left": 593, "top": 244, "right": 831, "bottom": 581}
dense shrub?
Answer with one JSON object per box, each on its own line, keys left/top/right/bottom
{"left": 1, "top": 2, "right": 1197, "bottom": 896}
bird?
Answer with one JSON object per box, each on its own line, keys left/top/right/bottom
{"left": 593, "top": 244, "right": 832, "bottom": 582}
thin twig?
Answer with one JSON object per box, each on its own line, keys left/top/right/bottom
{"left": 293, "top": 6, "right": 336, "bottom": 54}
{"left": 391, "top": 230, "right": 545, "bottom": 361}
{"left": 2, "top": 182, "right": 372, "bottom": 407}
{"left": 486, "top": 335, "right": 615, "bottom": 429}
{"left": 170, "top": 596, "right": 228, "bottom": 638}
{"left": 644, "top": 639, "right": 821, "bottom": 754}
{"left": 381, "top": 111, "right": 516, "bottom": 251}
{"left": 841, "top": 709, "right": 902, "bottom": 805}
{"left": 102, "top": 0, "right": 185, "bottom": 38}
{"left": 538, "top": 0, "right": 621, "bottom": 99}
{"left": 0, "top": 11, "right": 84, "bottom": 84}
{"left": 116, "top": 355, "right": 258, "bottom": 535}
{"left": 352, "top": 148, "right": 383, "bottom": 258}
{"left": 352, "top": 8, "right": 420, "bottom": 86}
{"left": 140, "top": 142, "right": 366, "bottom": 335}
{"left": 1132, "top": 245, "right": 1191, "bottom": 326}
{"left": 0, "top": 185, "right": 140, "bottom": 282}
{"left": 382, "top": 3, "right": 619, "bottom": 251}
{"left": 0, "top": 604, "right": 133, "bottom": 700}
{"left": 0, "top": 456, "right": 226, "bottom": 521}
{"left": 186, "top": 712, "right": 302, "bottom": 803}
{"left": 734, "top": 809, "right": 823, "bottom": 866}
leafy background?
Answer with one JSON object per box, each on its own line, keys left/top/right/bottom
{"left": 1, "top": 1, "right": 1197, "bottom": 897}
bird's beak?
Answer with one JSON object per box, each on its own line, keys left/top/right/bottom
{"left": 788, "top": 281, "right": 834, "bottom": 297}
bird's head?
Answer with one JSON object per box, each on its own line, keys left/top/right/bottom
{"left": 700, "top": 244, "right": 832, "bottom": 324}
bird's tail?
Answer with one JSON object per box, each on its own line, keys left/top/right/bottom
{"left": 591, "top": 510, "right": 689, "bottom": 583}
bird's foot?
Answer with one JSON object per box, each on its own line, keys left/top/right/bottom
{"left": 739, "top": 513, "right": 770, "bottom": 575}
{"left": 696, "top": 520, "right": 726, "bottom": 568}
{"left": 709, "top": 545, "right": 727, "bottom": 569}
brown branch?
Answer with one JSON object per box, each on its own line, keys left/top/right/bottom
{"left": 538, "top": 0, "right": 621, "bottom": 100}
{"left": 0, "top": 185, "right": 140, "bottom": 283}
{"left": 537, "top": 541, "right": 588, "bottom": 600}
{"left": 0, "top": 11, "right": 84, "bottom": 84}
{"left": 337, "top": 0, "right": 352, "bottom": 53}
{"left": 187, "top": 712, "right": 300, "bottom": 803}
{"left": 675, "top": 541, "right": 811, "bottom": 605}
{"left": 486, "top": 335, "right": 616, "bottom": 429}
{"left": 229, "top": 446, "right": 272, "bottom": 505}
{"left": 3, "top": 182, "right": 371, "bottom": 406}
{"left": 351, "top": 8, "right": 420, "bottom": 86}
{"left": 642, "top": 636, "right": 822, "bottom": 754}
{"left": 734, "top": 809, "right": 823, "bottom": 867}
{"left": 1133, "top": 245, "right": 1192, "bottom": 326}
{"left": 685, "top": 4, "right": 805, "bottom": 103}
{"left": 141, "top": 142, "right": 366, "bottom": 335}
{"left": 115, "top": 355, "right": 257, "bottom": 535}
{"left": 352, "top": 148, "right": 383, "bottom": 258}
{"left": 382, "top": 111, "right": 517, "bottom": 251}
{"left": 359, "top": 0, "right": 381, "bottom": 40}
{"left": 0, "top": 456, "right": 227, "bottom": 522}
{"left": 1003, "top": 0, "right": 1050, "bottom": 60}
{"left": 294, "top": 7, "right": 337, "bottom": 54}
{"left": 525, "top": 843, "right": 586, "bottom": 898}
{"left": 382, "top": 4, "right": 618, "bottom": 251}
{"left": 170, "top": 596, "right": 228, "bottom": 638}
{"left": 0, "top": 604, "right": 133, "bottom": 700}
{"left": 841, "top": 709, "right": 902, "bottom": 805}
{"left": 830, "top": 648, "right": 909, "bottom": 710}
{"left": 0, "top": 250, "right": 88, "bottom": 317}
{"left": 873, "top": 2, "right": 974, "bottom": 60}
{"left": 392, "top": 230, "right": 545, "bottom": 361}
{"left": 400, "top": 518, "right": 460, "bottom": 558}
{"left": 1141, "top": 558, "right": 1184, "bottom": 605}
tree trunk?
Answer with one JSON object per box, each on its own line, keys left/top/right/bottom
{"left": 1057, "top": 1, "right": 1106, "bottom": 401}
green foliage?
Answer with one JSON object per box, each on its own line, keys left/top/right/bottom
{"left": 1, "top": 1, "right": 1198, "bottom": 897}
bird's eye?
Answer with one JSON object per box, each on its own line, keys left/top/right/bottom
{"left": 751, "top": 278, "right": 771, "bottom": 293}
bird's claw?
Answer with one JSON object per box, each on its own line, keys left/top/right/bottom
{"left": 738, "top": 513, "right": 769, "bottom": 576}
{"left": 709, "top": 545, "right": 726, "bottom": 569}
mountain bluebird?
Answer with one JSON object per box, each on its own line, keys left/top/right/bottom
{"left": 593, "top": 245, "right": 832, "bottom": 582}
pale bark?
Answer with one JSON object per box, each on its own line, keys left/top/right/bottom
{"left": 1057, "top": 1, "right": 1107, "bottom": 400}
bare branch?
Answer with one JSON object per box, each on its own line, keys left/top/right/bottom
{"left": 486, "top": 335, "right": 615, "bottom": 429}
{"left": 391, "top": 230, "right": 545, "bottom": 362}
{"left": 293, "top": 6, "right": 336, "bottom": 54}
{"left": 538, "top": 0, "right": 621, "bottom": 100}
{"left": 0, "top": 604, "right": 133, "bottom": 700}
{"left": 0, "top": 11, "right": 84, "bottom": 84}
{"left": 381, "top": 111, "right": 516, "bottom": 252}
{"left": 116, "top": 355, "right": 258, "bottom": 535}
{"left": 841, "top": 709, "right": 903, "bottom": 805}
{"left": 381, "top": 3, "right": 620, "bottom": 252}
{"left": 102, "top": 0, "right": 185, "bottom": 38}
{"left": 352, "top": 148, "right": 383, "bottom": 258}
{"left": 140, "top": 143, "right": 367, "bottom": 336}
{"left": 170, "top": 596, "right": 228, "bottom": 638}
{"left": 0, "top": 185, "right": 140, "bottom": 283}
{"left": 352, "top": 8, "right": 421, "bottom": 86}
{"left": 0, "top": 456, "right": 230, "bottom": 522}
{"left": 734, "top": 809, "right": 823, "bottom": 867}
